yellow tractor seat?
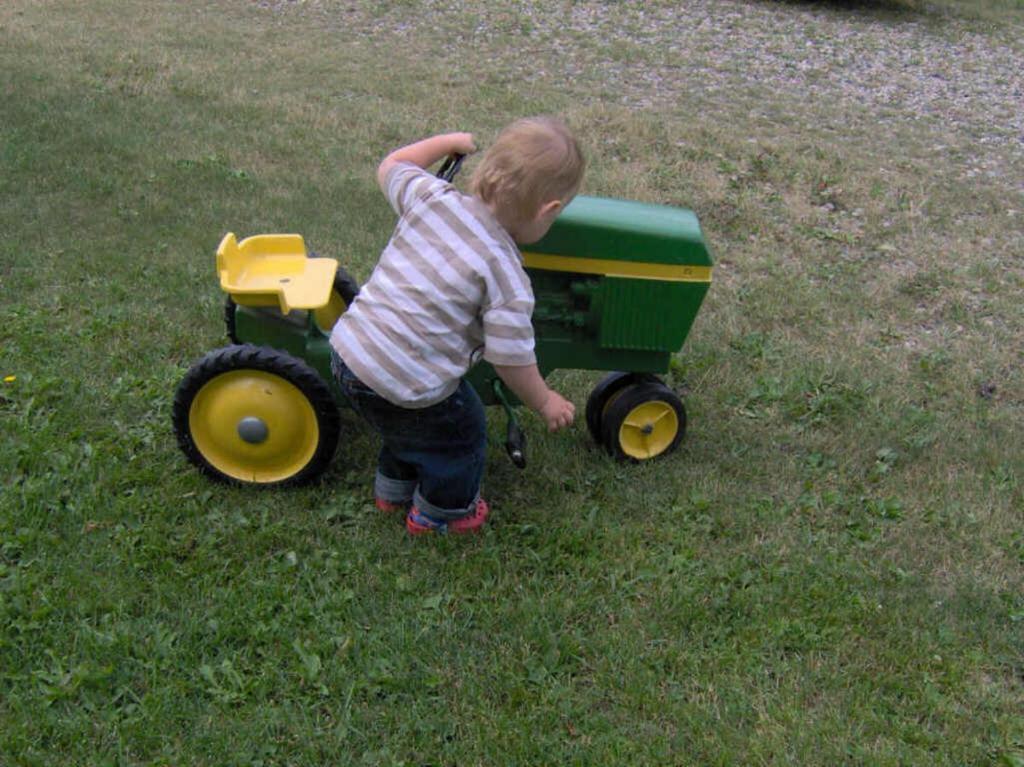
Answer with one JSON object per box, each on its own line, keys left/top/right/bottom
{"left": 216, "top": 233, "right": 338, "bottom": 314}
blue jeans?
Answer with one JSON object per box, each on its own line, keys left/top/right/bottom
{"left": 330, "top": 351, "right": 486, "bottom": 521}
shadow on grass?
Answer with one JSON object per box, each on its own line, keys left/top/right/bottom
{"left": 762, "top": 0, "right": 1024, "bottom": 24}
{"left": 762, "top": 0, "right": 926, "bottom": 18}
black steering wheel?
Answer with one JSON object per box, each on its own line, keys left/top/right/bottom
{"left": 436, "top": 153, "right": 465, "bottom": 182}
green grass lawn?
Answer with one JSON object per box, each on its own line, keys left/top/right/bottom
{"left": 2, "top": 1, "right": 1022, "bottom": 764}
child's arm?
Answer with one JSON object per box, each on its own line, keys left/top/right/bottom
{"left": 377, "top": 132, "right": 477, "bottom": 192}
{"left": 493, "top": 363, "right": 575, "bottom": 432}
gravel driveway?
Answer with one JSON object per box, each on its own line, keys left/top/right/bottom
{"left": 263, "top": 0, "right": 1024, "bottom": 192}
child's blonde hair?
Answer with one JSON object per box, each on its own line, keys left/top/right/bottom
{"left": 470, "top": 116, "right": 585, "bottom": 223}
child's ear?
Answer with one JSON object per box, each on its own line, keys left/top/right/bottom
{"left": 537, "top": 199, "right": 563, "bottom": 219}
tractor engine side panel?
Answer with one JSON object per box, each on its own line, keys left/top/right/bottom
{"left": 597, "top": 277, "right": 709, "bottom": 352}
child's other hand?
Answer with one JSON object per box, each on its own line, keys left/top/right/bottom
{"left": 539, "top": 391, "right": 575, "bottom": 432}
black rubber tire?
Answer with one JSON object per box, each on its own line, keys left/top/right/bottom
{"left": 332, "top": 266, "right": 360, "bottom": 309}
{"left": 585, "top": 371, "right": 659, "bottom": 445}
{"left": 172, "top": 344, "right": 341, "bottom": 487}
{"left": 600, "top": 381, "right": 687, "bottom": 462}
{"left": 224, "top": 295, "right": 240, "bottom": 344}
{"left": 223, "top": 266, "right": 360, "bottom": 343}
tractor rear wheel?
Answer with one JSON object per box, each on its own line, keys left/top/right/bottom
{"left": 172, "top": 344, "right": 340, "bottom": 486}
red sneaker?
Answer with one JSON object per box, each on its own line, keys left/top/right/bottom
{"left": 406, "top": 498, "right": 490, "bottom": 535}
{"left": 375, "top": 498, "right": 409, "bottom": 513}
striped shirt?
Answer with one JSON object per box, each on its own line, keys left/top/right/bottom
{"left": 330, "top": 162, "right": 537, "bottom": 408}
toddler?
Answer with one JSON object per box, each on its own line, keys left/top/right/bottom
{"left": 330, "top": 116, "right": 585, "bottom": 534}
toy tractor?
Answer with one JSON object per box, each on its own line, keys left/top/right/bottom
{"left": 172, "top": 168, "right": 713, "bottom": 486}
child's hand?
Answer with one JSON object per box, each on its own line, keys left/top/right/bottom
{"left": 492, "top": 364, "right": 573, "bottom": 431}
{"left": 539, "top": 391, "right": 575, "bottom": 432}
{"left": 447, "top": 132, "right": 477, "bottom": 156}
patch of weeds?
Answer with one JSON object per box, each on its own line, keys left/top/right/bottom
{"left": 291, "top": 638, "right": 329, "bottom": 695}
{"left": 0, "top": 371, "right": 63, "bottom": 423}
{"left": 702, "top": 198, "right": 743, "bottom": 233}
{"left": 803, "top": 451, "right": 839, "bottom": 474}
{"left": 802, "top": 224, "right": 859, "bottom": 245}
{"left": 899, "top": 268, "right": 949, "bottom": 298}
{"left": 997, "top": 750, "right": 1024, "bottom": 767}
{"left": 898, "top": 404, "right": 940, "bottom": 454}
{"left": 868, "top": 446, "right": 900, "bottom": 482}
{"left": 989, "top": 462, "right": 1018, "bottom": 492}
{"left": 198, "top": 658, "right": 253, "bottom": 705}
{"left": 1004, "top": 532, "right": 1024, "bottom": 567}
{"left": 716, "top": 156, "right": 739, "bottom": 178}
{"left": 811, "top": 178, "right": 846, "bottom": 209}
{"left": 173, "top": 154, "right": 253, "bottom": 185}
{"left": 728, "top": 331, "right": 780, "bottom": 367}
{"left": 732, "top": 374, "right": 786, "bottom": 420}
{"left": 31, "top": 649, "right": 115, "bottom": 708}
{"left": 749, "top": 147, "right": 781, "bottom": 183}
{"left": 863, "top": 495, "right": 905, "bottom": 521}
{"left": 917, "top": 349, "right": 953, "bottom": 376}
{"left": 719, "top": 146, "right": 785, "bottom": 196}
{"left": 783, "top": 372, "right": 870, "bottom": 429}
{"left": 320, "top": 493, "right": 365, "bottom": 526}
{"left": 788, "top": 487, "right": 855, "bottom": 533}
{"left": 842, "top": 495, "right": 906, "bottom": 542}
{"left": 668, "top": 344, "right": 720, "bottom": 384}
{"left": 943, "top": 298, "right": 971, "bottom": 326}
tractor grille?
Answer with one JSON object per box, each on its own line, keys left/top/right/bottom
{"left": 598, "top": 277, "right": 705, "bottom": 352}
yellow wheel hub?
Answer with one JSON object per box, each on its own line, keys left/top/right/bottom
{"left": 188, "top": 370, "right": 319, "bottom": 483}
{"left": 617, "top": 400, "right": 678, "bottom": 460}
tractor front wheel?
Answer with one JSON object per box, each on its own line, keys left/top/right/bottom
{"left": 172, "top": 345, "right": 340, "bottom": 486}
{"left": 599, "top": 381, "right": 686, "bottom": 461}
{"left": 584, "top": 371, "right": 658, "bottom": 445}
